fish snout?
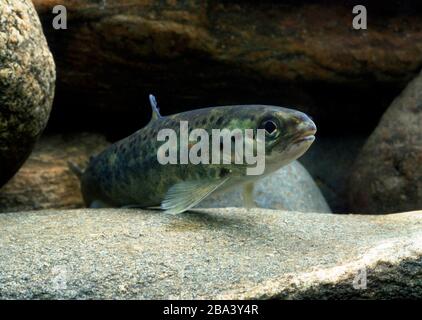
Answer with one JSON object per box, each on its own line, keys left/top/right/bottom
{"left": 294, "top": 113, "right": 317, "bottom": 143}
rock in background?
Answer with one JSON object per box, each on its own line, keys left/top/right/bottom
{"left": 32, "top": 0, "right": 422, "bottom": 138}
{"left": 200, "top": 161, "right": 331, "bottom": 213}
{"left": 0, "top": 0, "right": 56, "bottom": 187}
{"left": 0, "top": 133, "right": 109, "bottom": 213}
{"left": 300, "top": 135, "right": 367, "bottom": 213}
{"left": 349, "top": 70, "right": 422, "bottom": 214}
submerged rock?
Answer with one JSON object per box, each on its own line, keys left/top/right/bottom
{"left": 0, "top": 208, "right": 421, "bottom": 299}
{"left": 199, "top": 161, "right": 331, "bottom": 213}
{"left": 349, "top": 70, "right": 422, "bottom": 214}
{"left": 0, "top": 0, "right": 55, "bottom": 187}
{"left": 0, "top": 133, "right": 109, "bottom": 213}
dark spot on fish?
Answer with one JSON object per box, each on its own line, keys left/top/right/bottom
{"left": 216, "top": 116, "right": 223, "bottom": 126}
{"left": 201, "top": 118, "right": 207, "bottom": 126}
{"left": 209, "top": 115, "right": 215, "bottom": 123}
{"left": 208, "top": 168, "right": 216, "bottom": 178}
{"left": 219, "top": 168, "right": 230, "bottom": 178}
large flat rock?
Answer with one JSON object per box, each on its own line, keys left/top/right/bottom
{"left": 1, "top": 208, "right": 422, "bottom": 299}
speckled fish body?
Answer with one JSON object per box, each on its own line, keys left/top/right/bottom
{"left": 80, "top": 97, "right": 316, "bottom": 213}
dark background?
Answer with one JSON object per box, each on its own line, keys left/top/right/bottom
{"left": 34, "top": 0, "right": 422, "bottom": 140}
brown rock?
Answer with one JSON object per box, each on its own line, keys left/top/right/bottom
{"left": 349, "top": 70, "right": 422, "bottom": 214}
{"left": 32, "top": 1, "right": 422, "bottom": 135}
{"left": 0, "top": 133, "right": 109, "bottom": 213}
{"left": 0, "top": 0, "right": 56, "bottom": 186}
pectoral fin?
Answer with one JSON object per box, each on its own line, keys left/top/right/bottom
{"left": 161, "top": 177, "right": 230, "bottom": 214}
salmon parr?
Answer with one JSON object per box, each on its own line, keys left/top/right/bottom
{"left": 77, "top": 95, "right": 316, "bottom": 214}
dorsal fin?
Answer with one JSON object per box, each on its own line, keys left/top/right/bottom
{"left": 149, "top": 94, "right": 162, "bottom": 120}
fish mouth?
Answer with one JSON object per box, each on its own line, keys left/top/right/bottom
{"left": 293, "top": 119, "right": 317, "bottom": 145}
{"left": 294, "top": 128, "right": 317, "bottom": 144}
{"left": 295, "top": 134, "right": 315, "bottom": 144}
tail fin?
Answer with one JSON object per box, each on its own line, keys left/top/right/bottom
{"left": 68, "top": 161, "right": 84, "bottom": 180}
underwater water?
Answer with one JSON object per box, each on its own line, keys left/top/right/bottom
{"left": 0, "top": 0, "right": 421, "bottom": 301}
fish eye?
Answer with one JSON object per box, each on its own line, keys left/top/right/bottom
{"left": 260, "top": 119, "right": 279, "bottom": 137}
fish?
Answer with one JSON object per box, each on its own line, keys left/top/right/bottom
{"left": 71, "top": 95, "right": 316, "bottom": 214}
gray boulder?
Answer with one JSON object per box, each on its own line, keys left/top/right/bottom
{"left": 0, "top": 0, "right": 55, "bottom": 187}
{"left": 349, "top": 69, "right": 422, "bottom": 213}
{"left": 1, "top": 208, "right": 422, "bottom": 299}
{"left": 199, "top": 161, "right": 331, "bottom": 213}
